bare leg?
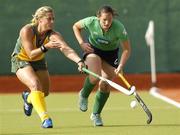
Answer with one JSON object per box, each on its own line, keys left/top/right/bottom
{"left": 16, "top": 66, "right": 52, "bottom": 128}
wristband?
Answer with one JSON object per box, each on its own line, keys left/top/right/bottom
{"left": 40, "top": 45, "right": 48, "bottom": 53}
{"left": 77, "top": 59, "right": 84, "bottom": 64}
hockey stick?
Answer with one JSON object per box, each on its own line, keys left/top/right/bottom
{"left": 118, "top": 73, "right": 152, "bottom": 124}
{"left": 82, "top": 68, "right": 135, "bottom": 96}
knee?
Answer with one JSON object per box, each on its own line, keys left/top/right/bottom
{"left": 89, "top": 76, "right": 99, "bottom": 84}
{"left": 99, "top": 81, "right": 110, "bottom": 92}
{"left": 29, "top": 79, "right": 42, "bottom": 90}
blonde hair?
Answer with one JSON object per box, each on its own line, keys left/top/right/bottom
{"left": 31, "top": 6, "right": 54, "bottom": 25}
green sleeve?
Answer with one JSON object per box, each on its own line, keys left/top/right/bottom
{"left": 116, "top": 21, "right": 129, "bottom": 41}
{"left": 79, "top": 16, "right": 96, "bottom": 30}
{"left": 120, "top": 27, "right": 129, "bottom": 41}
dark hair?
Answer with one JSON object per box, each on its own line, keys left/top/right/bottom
{"left": 96, "top": 5, "right": 119, "bottom": 17}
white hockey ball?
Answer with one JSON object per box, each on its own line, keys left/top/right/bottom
{"left": 130, "top": 100, "right": 137, "bottom": 109}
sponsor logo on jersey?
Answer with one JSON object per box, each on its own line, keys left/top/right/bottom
{"left": 96, "top": 38, "right": 110, "bottom": 45}
{"left": 93, "top": 32, "right": 98, "bottom": 35}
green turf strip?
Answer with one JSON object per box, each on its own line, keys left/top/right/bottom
{"left": 0, "top": 92, "right": 180, "bottom": 135}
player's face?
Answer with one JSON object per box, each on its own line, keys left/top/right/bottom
{"left": 98, "top": 12, "right": 113, "bottom": 31}
{"left": 39, "top": 12, "right": 55, "bottom": 31}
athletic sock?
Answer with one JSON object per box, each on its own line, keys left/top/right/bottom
{"left": 93, "top": 90, "right": 110, "bottom": 114}
{"left": 81, "top": 77, "right": 96, "bottom": 98}
{"left": 28, "top": 91, "right": 49, "bottom": 122}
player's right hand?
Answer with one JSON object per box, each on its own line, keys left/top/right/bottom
{"left": 80, "top": 42, "right": 94, "bottom": 53}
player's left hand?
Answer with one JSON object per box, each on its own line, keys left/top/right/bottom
{"left": 114, "top": 65, "right": 123, "bottom": 75}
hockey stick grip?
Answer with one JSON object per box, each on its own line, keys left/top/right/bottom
{"left": 118, "top": 74, "right": 131, "bottom": 89}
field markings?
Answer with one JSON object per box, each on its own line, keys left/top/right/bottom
{"left": 0, "top": 106, "right": 176, "bottom": 113}
{"left": 150, "top": 87, "right": 180, "bottom": 108}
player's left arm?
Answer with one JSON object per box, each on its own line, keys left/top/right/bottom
{"left": 115, "top": 39, "right": 131, "bottom": 74}
{"left": 115, "top": 22, "right": 131, "bottom": 74}
{"left": 119, "top": 40, "right": 131, "bottom": 68}
{"left": 49, "top": 31, "right": 85, "bottom": 71}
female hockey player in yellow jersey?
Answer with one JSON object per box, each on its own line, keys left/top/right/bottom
{"left": 11, "top": 6, "right": 85, "bottom": 128}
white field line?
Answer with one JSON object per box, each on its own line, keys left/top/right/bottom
{"left": 150, "top": 87, "right": 180, "bottom": 108}
{"left": 0, "top": 106, "right": 175, "bottom": 113}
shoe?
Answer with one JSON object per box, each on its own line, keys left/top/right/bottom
{"left": 22, "top": 91, "right": 33, "bottom": 116}
{"left": 90, "top": 113, "right": 103, "bottom": 126}
{"left": 79, "top": 90, "right": 88, "bottom": 112}
{"left": 42, "top": 118, "right": 53, "bottom": 128}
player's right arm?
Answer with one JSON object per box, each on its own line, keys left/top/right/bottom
{"left": 20, "top": 25, "right": 61, "bottom": 60}
{"left": 20, "top": 25, "right": 36, "bottom": 59}
{"left": 73, "top": 21, "right": 94, "bottom": 53}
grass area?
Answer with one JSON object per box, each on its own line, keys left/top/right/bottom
{"left": 0, "top": 91, "right": 180, "bottom": 135}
